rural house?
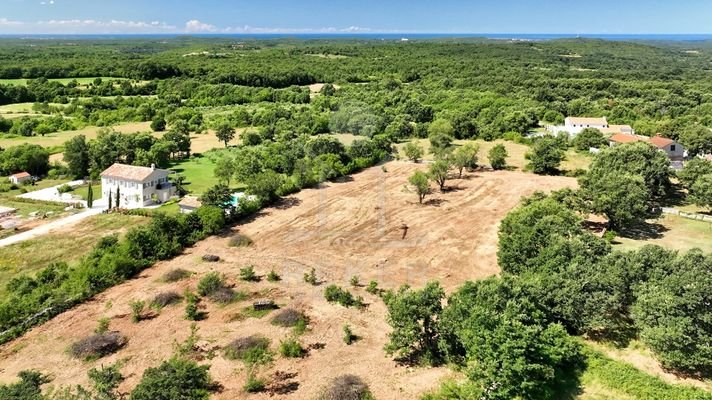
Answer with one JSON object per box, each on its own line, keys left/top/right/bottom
{"left": 549, "top": 116, "right": 635, "bottom": 137}
{"left": 8, "top": 172, "right": 32, "bottom": 185}
{"left": 609, "top": 133, "right": 684, "bottom": 161}
{"left": 100, "top": 163, "right": 176, "bottom": 209}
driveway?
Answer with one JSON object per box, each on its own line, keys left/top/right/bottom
{"left": 0, "top": 206, "right": 104, "bottom": 248}
{"left": 18, "top": 180, "right": 86, "bottom": 204}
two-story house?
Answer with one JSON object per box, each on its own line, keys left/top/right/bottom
{"left": 101, "top": 163, "right": 176, "bottom": 209}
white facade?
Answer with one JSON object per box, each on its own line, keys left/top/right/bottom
{"left": 548, "top": 116, "right": 634, "bottom": 138}
{"left": 101, "top": 164, "right": 176, "bottom": 209}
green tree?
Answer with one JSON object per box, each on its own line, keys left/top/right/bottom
{"left": 246, "top": 170, "right": 284, "bottom": 204}
{"left": 130, "top": 358, "right": 212, "bottom": 400}
{"left": 428, "top": 119, "right": 454, "bottom": 155}
{"left": 409, "top": 171, "right": 431, "bottom": 204}
{"left": 215, "top": 123, "right": 236, "bottom": 147}
{"left": 115, "top": 186, "right": 120, "bottom": 209}
{"left": 214, "top": 155, "right": 236, "bottom": 185}
{"left": 64, "top": 134, "right": 90, "bottom": 178}
{"left": 580, "top": 173, "right": 649, "bottom": 229}
{"left": 404, "top": 140, "right": 424, "bottom": 163}
{"left": 572, "top": 128, "right": 607, "bottom": 151}
{"left": 87, "top": 181, "right": 94, "bottom": 209}
{"left": 526, "top": 136, "right": 565, "bottom": 175}
{"left": 0, "top": 370, "right": 49, "bottom": 400}
{"left": 488, "top": 144, "right": 508, "bottom": 170}
{"left": 691, "top": 174, "right": 712, "bottom": 211}
{"left": 151, "top": 116, "right": 167, "bottom": 132}
{"left": 429, "top": 158, "right": 451, "bottom": 192}
{"left": 200, "top": 184, "right": 232, "bottom": 210}
{"left": 452, "top": 143, "right": 479, "bottom": 178}
{"left": 678, "top": 158, "right": 712, "bottom": 190}
{"left": 383, "top": 282, "right": 445, "bottom": 365}
{"left": 678, "top": 124, "right": 712, "bottom": 157}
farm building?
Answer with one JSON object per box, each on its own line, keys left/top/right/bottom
{"left": 609, "top": 133, "right": 684, "bottom": 161}
{"left": 8, "top": 172, "right": 31, "bottom": 185}
{"left": 100, "top": 163, "right": 176, "bottom": 209}
{"left": 548, "top": 116, "right": 634, "bottom": 137}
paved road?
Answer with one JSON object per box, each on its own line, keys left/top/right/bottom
{"left": 0, "top": 207, "right": 104, "bottom": 248}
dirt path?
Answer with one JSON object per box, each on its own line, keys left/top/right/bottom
{"left": 0, "top": 162, "right": 576, "bottom": 398}
{"left": 0, "top": 207, "right": 104, "bottom": 248}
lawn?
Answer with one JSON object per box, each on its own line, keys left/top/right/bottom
{"left": 169, "top": 155, "right": 219, "bottom": 195}
{"left": 0, "top": 213, "right": 150, "bottom": 295}
{"left": 0, "top": 196, "right": 68, "bottom": 218}
{"left": 614, "top": 214, "right": 712, "bottom": 253}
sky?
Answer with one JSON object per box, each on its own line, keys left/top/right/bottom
{"left": 0, "top": 0, "right": 711, "bottom": 35}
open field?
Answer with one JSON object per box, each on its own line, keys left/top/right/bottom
{"left": 615, "top": 214, "right": 712, "bottom": 253}
{"left": 394, "top": 138, "right": 591, "bottom": 172}
{"left": 169, "top": 155, "right": 219, "bottom": 195}
{"left": 0, "top": 161, "right": 577, "bottom": 398}
{"left": 0, "top": 77, "right": 127, "bottom": 86}
{"left": 0, "top": 213, "right": 149, "bottom": 295}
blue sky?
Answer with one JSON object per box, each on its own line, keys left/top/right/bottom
{"left": 0, "top": 0, "right": 711, "bottom": 34}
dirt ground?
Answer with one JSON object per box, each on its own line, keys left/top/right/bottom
{"left": 0, "top": 162, "right": 576, "bottom": 399}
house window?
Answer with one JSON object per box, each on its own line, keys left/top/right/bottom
{"left": 671, "top": 145, "right": 676, "bottom": 151}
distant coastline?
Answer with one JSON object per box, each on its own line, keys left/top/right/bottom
{"left": 1, "top": 33, "right": 712, "bottom": 42}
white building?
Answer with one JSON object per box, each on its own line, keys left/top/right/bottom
{"left": 8, "top": 172, "right": 32, "bottom": 185}
{"left": 101, "top": 163, "right": 176, "bottom": 209}
{"left": 549, "top": 116, "right": 635, "bottom": 137}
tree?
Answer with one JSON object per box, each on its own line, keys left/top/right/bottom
{"left": 151, "top": 116, "right": 167, "bottom": 132}
{"left": 215, "top": 123, "right": 235, "bottom": 147}
{"left": 383, "top": 282, "right": 445, "bottom": 365}
{"left": 678, "top": 124, "right": 712, "bottom": 157}
{"left": 130, "top": 357, "right": 212, "bottom": 400}
{"left": 632, "top": 250, "right": 712, "bottom": 375}
{"left": 452, "top": 143, "right": 479, "bottom": 178}
{"left": 580, "top": 173, "right": 649, "bottom": 229}
{"left": 572, "top": 128, "right": 607, "bottom": 151}
{"left": 409, "top": 171, "right": 431, "bottom": 204}
{"left": 0, "top": 370, "right": 49, "bottom": 400}
{"left": 0, "top": 143, "right": 50, "bottom": 176}
{"left": 246, "top": 170, "right": 284, "bottom": 204}
{"left": 64, "top": 134, "right": 90, "bottom": 178}
{"left": 429, "top": 158, "right": 450, "bottom": 192}
{"left": 691, "top": 174, "right": 712, "bottom": 211}
{"left": 214, "top": 155, "right": 236, "bottom": 185}
{"left": 428, "top": 120, "right": 454, "bottom": 156}
{"left": 404, "top": 140, "right": 424, "bottom": 163}
{"left": 488, "top": 144, "right": 508, "bottom": 170}
{"left": 200, "top": 184, "right": 232, "bottom": 210}
{"left": 163, "top": 130, "right": 191, "bottom": 158}
{"left": 526, "top": 136, "right": 565, "bottom": 175}
{"left": 87, "top": 181, "right": 94, "bottom": 209}
{"left": 115, "top": 186, "right": 120, "bottom": 209}
{"left": 678, "top": 158, "right": 712, "bottom": 190}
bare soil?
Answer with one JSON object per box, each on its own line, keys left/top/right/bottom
{"left": 0, "top": 162, "right": 576, "bottom": 399}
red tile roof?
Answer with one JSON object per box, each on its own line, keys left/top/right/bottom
{"left": 610, "top": 133, "right": 643, "bottom": 144}
{"left": 10, "top": 172, "right": 31, "bottom": 179}
{"left": 649, "top": 135, "right": 675, "bottom": 148}
{"left": 101, "top": 163, "right": 168, "bottom": 182}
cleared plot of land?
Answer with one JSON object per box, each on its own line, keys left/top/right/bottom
{"left": 394, "top": 138, "right": 591, "bottom": 172}
{"left": 615, "top": 214, "right": 712, "bottom": 253}
{"left": 0, "top": 162, "right": 576, "bottom": 399}
{"left": 0, "top": 214, "right": 149, "bottom": 295}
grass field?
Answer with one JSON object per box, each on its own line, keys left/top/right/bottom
{"left": 393, "top": 138, "right": 591, "bottom": 172}
{"left": 0, "top": 213, "right": 150, "bottom": 295}
{"left": 168, "top": 155, "right": 220, "bottom": 195}
{"left": 0, "top": 77, "right": 127, "bottom": 86}
{"left": 615, "top": 214, "right": 712, "bottom": 253}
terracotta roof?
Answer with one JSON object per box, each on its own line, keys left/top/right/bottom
{"left": 179, "top": 196, "right": 202, "bottom": 209}
{"left": 610, "top": 133, "right": 644, "bottom": 144}
{"left": 100, "top": 163, "right": 168, "bottom": 182}
{"left": 9, "top": 172, "right": 31, "bottom": 179}
{"left": 649, "top": 135, "right": 675, "bottom": 148}
{"left": 567, "top": 117, "right": 608, "bottom": 125}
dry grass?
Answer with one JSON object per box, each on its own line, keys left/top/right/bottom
{"left": 69, "top": 332, "right": 127, "bottom": 360}
{"left": 318, "top": 375, "right": 373, "bottom": 400}
{"left": 614, "top": 214, "right": 712, "bottom": 253}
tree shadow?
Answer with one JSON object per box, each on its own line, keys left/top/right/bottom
{"left": 424, "top": 198, "right": 449, "bottom": 207}
{"left": 274, "top": 197, "right": 302, "bottom": 210}
{"left": 442, "top": 185, "right": 465, "bottom": 193}
{"left": 618, "top": 221, "right": 669, "bottom": 240}
{"left": 659, "top": 183, "right": 687, "bottom": 208}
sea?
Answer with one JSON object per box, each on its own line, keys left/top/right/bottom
{"left": 0, "top": 33, "right": 711, "bottom": 42}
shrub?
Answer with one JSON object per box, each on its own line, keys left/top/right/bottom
{"left": 317, "top": 375, "right": 373, "bottom": 400}
{"left": 185, "top": 291, "right": 203, "bottom": 321}
{"left": 0, "top": 371, "right": 50, "bottom": 400}
{"left": 324, "top": 285, "right": 362, "bottom": 308}
{"left": 271, "top": 309, "right": 306, "bottom": 328}
{"left": 150, "top": 291, "right": 182, "bottom": 310}
{"left": 129, "top": 300, "right": 145, "bottom": 323}
{"left": 350, "top": 275, "right": 360, "bottom": 287}
{"left": 208, "top": 287, "right": 244, "bottom": 305}
{"left": 95, "top": 317, "right": 110, "bottom": 334}
{"left": 162, "top": 268, "right": 192, "bottom": 282}
{"left": 239, "top": 265, "right": 259, "bottom": 282}
{"left": 366, "top": 281, "right": 380, "bottom": 295}
{"left": 267, "top": 269, "right": 281, "bottom": 282}
{"left": 228, "top": 234, "right": 253, "bottom": 248}
{"left": 343, "top": 324, "right": 356, "bottom": 345}
{"left": 304, "top": 268, "right": 318, "bottom": 285}
{"left": 224, "top": 335, "right": 272, "bottom": 365}
{"left": 197, "top": 272, "right": 224, "bottom": 296}
{"left": 244, "top": 373, "right": 266, "bottom": 393}
{"left": 279, "top": 338, "right": 305, "bottom": 358}
{"left": 130, "top": 358, "right": 212, "bottom": 400}
{"left": 70, "top": 332, "right": 127, "bottom": 360}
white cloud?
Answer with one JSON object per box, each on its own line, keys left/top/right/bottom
{"left": 0, "top": 18, "right": 24, "bottom": 26}
{"left": 185, "top": 20, "right": 218, "bottom": 33}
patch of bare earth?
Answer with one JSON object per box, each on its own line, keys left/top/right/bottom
{"left": 0, "top": 162, "right": 576, "bottom": 398}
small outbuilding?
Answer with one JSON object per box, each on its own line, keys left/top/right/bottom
{"left": 178, "top": 196, "right": 202, "bottom": 214}
{"left": 8, "top": 172, "right": 31, "bottom": 185}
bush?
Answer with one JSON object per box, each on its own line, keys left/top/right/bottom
{"left": 243, "top": 374, "right": 266, "bottom": 393}
{"left": 197, "top": 272, "right": 224, "bottom": 296}
{"left": 150, "top": 291, "right": 182, "bottom": 310}
{"left": 185, "top": 291, "right": 202, "bottom": 321}
{"left": 350, "top": 275, "right": 360, "bottom": 287}
{"left": 279, "top": 338, "right": 306, "bottom": 358}
{"left": 304, "top": 268, "right": 318, "bottom": 285}
{"left": 130, "top": 358, "right": 212, "bottom": 400}
{"left": 208, "top": 287, "right": 243, "bottom": 305}
{"left": 343, "top": 324, "right": 356, "bottom": 345}
{"left": 70, "top": 332, "right": 128, "bottom": 360}
{"left": 0, "top": 371, "right": 50, "bottom": 400}
{"left": 228, "top": 233, "right": 253, "bottom": 247}
{"left": 162, "top": 268, "right": 192, "bottom": 282}
{"left": 95, "top": 317, "right": 110, "bottom": 334}
{"left": 366, "top": 281, "right": 380, "bottom": 295}
{"left": 324, "top": 285, "right": 363, "bottom": 308}
{"left": 317, "top": 375, "right": 373, "bottom": 400}
{"left": 239, "top": 265, "right": 259, "bottom": 282}
{"left": 129, "top": 300, "right": 145, "bottom": 323}
{"left": 267, "top": 269, "right": 281, "bottom": 282}
{"left": 224, "top": 335, "right": 272, "bottom": 365}
{"left": 271, "top": 309, "right": 306, "bottom": 328}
